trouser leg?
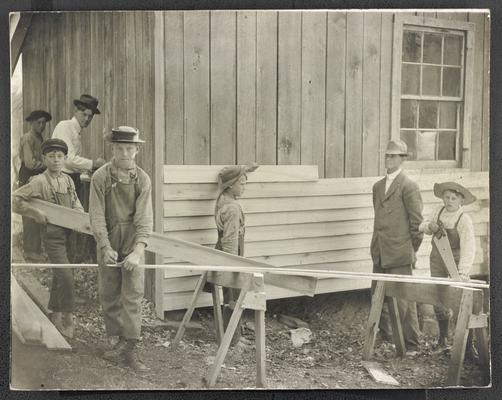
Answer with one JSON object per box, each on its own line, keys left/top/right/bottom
{"left": 120, "top": 267, "right": 144, "bottom": 339}
{"left": 430, "top": 261, "right": 452, "bottom": 323}
{"left": 22, "top": 216, "right": 42, "bottom": 255}
{"left": 98, "top": 255, "right": 124, "bottom": 337}
{"left": 44, "top": 227, "right": 74, "bottom": 312}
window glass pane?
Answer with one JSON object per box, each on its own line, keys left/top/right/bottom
{"left": 422, "top": 66, "right": 441, "bottom": 96}
{"left": 444, "top": 35, "right": 462, "bottom": 66}
{"left": 439, "top": 102, "right": 458, "bottom": 129}
{"left": 400, "top": 130, "right": 417, "bottom": 160}
{"left": 419, "top": 101, "right": 438, "bottom": 129}
{"left": 401, "top": 100, "right": 418, "bottom": 128}
{"left": 403, "top": 31, "right": 422, "bottom": 62}
{"left": 401, "top": 64, "right": 420, "bottom": 95}
{"left": 423, "top": 33, "right": 442, "bottom": 64}
{"left": 416, "top": 131, "right": 437, "bottom": 160}
{"left": 443, "top": 67, "right": 461, "bottom": 97}
{"left": 438, "top": 131, "right": 456, "bottom": 160}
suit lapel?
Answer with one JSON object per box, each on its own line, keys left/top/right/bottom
{"left": 384, "top": 171, "right": 403, "bottom": 200}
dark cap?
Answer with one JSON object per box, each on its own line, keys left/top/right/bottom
{"left": 73, "top": 94, "right": 101, "bottom": 115}
{"left": 26, "top": 110, "right": 52, "bottom": 122}
{"left": 104, "top": 126, "right": 145, "bottom": 143}
{"left": 41, "top": 138, "right": 68, "bottom": 155}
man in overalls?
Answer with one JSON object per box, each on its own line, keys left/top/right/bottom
{"left": 89, "top": 126, "right": 153, "bottom": 372}
{"left": 13, "top": 138, "right": 84, "bottom": 338}
{"left": 17, "top": 110, "right": 52, "bottom": 262}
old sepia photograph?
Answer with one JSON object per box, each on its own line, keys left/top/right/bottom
{"left": 9, "top": 9, "right": 491, "bottom": 390}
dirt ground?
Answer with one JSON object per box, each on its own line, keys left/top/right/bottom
{"left": 10, "top": 224, "right": 490, "bottom": 391}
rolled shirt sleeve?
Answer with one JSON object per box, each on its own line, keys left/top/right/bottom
{"left": 21, "top": 135, "right": 44, "bottom": 171}
{"left": 419, "top": 206, "right": 441, "bottom": 234}
{"left": 133, "top": 171, "right": 153, "bottom": 247}
{"left": 89, "top": 169, "right": 111, "bottom": 250}
{"left": 457, "top": 214, "right": 476, "bottom": 275}
{"left": 52, "top": 119, "right": 93, "bottom": 173}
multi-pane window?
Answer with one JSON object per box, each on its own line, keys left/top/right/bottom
{"left": 400, "top": 27, "right": 465, "bottom": 162}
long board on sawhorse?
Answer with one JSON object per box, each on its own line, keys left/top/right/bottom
{"left": 172, "top": 271, "right": 267, "bottom": 388}
{"left": 363, "top": 281, "right": 490, "bottom": 386}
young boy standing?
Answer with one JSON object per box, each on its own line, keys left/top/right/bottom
{"left": 13, "top": 138, "right": 83, "bottom": 338}
{"left": 419, "top": 182, "right": 476, "bottom": 348}
{"left": 89, "top": 126, "right": 153, "bottom": 372}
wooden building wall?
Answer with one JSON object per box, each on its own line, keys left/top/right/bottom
{"left": 19, "top": 10, "right": 489, "bottom": 180}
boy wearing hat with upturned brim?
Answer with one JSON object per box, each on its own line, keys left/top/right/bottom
{"left": 371, "top": 139, "right": 423, "bottom": 352}
{"left": 419, "top": 182, "right": 476, "bottom": 349}
{"left": 13, "top": 138, "right": 84, "bottom": 338}
{"left": 89, "top": 126, "right": 153, "bottom": 372}
{"left": 18, "top": 110, "right": 52, "bottom": 262}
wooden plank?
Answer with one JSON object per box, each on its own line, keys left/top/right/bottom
{"left": 469, "top": 12, "right": 485, "bottom": 172}
{"left": 102, "top": 11, "right": 114, "bottom": 160}
{"left": 256, "top": 11, "right": 278, "bottom": 165}
{"left": 163, "top": 165, "right": 319, "bottom": 183}
{"left": 163, "top": 171, "right": 489, "bottom": 199}
{"left": 447, "top": 289, "right": 473, "bottom": 386}
{"left": 387, "top": 296, "right": 406, "bottom": 356}
{"left": 90, "top": 12, "right": 105, "bottom": 161}
{"left": 15, "top": 270, "right": 50, "bottom": 315}
{"left": 184, "top": 11, "right": 210, "bottom": 164}
{"left": 363, "top": 281, "right": 385, "bottom": 360}
{"left": 112, "top": 12, "right": 127, "bottom": 129}
{"left": 10, "top": 13, "right": 32, "bottom": 75}
{"left": 142, "top": 12, "right": 156, "bottom": 177}
{"left": 379, "top": 12, "right": 393, "bottom": 175}
{"left": 277, "top": 11, "right": 302, "bottom": 165}
{"left": 211, "top": 284, "right": 224, "bottom": 345}
{"left": 210, "top": 11, "right": 237, "bottom": 165}
{"left": 11, "top": 276, "right": 72, "bottom": 351}
{"left": 438, "top": 12, "right": 468, "bottom": 21}
{"left": 325, "top": 11, "right": 346, "bottom": 178}
{"left": 481, "top": 12, "right": 490, "bottom": 172}
{"left": 390, "top": 13, "right": 403, "bottom": 140}
{"left": 345, "top": 12, "right": 364, "bottom": 177}
{"left": 468, "top": 313, "right": 488, "bottom": 329}
{"left": 362, "top": 361, "right": 400, "bottom": 386}
{"left": 301, "top": 11, "right": 326, "bottom": 177}
{"left": 125, "top": 11, "right": 137, "bottom": 129}
{"left": 255, "top": 309, "right": 266, "bottom": 387}
{"left": 462, "top": 23, "right": 476, "bottom": 170}
{"left": 399, "top": 15, "right": 474, "bottom": 31}
{"left": 164, "top": 11, "right": 185, "bottom": 164}
{"left": 361, "top": 12, "right": 382, "bottom": 177}
{"left": 237, "top": 11, "right": 257, "bottom": 165}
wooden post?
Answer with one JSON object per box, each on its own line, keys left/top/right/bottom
{"left": 211, "top": 284, "right": 225, "bottom": 345}
{"left": 172, "top": 272, "right": 208, "bottom": 349}
{"left": 447, "top": 289, "right": 473, "bottom": 386}
{"left": 255, "top": 309, "right": 266, "bottom": 388}
{"left": 363, "top": 281, "right": 386, "bottom": 360}
{"left": 387, "top": 296, "right": 406, "bottom": 356}
{"left": 206, "top": 287, "right": 248, "bottom": 387}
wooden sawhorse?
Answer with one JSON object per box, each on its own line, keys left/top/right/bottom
{"left": 363, "top": 281, "right": 490, "bottom": 386}
{"left": 172, "top": 271, "right": 267, "bottom": 387}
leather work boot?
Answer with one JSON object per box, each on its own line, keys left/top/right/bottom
{"left": 102, "top": 337, "right": 128, "bottom": 361}
{"left": 437, "top": 319, "right": 451, "bottom": 349}
{"left": 61, "top": 312, "right": 75, "bottom": 338}
{"left": 124, "top": 341, "right": 149, "bottom": 372}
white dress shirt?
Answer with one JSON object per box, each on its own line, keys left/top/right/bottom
{"left": 385, "top": 168, "right": 402, "bottom": 193}
{"left": 52, "top": 116, "right": 93, "bottom": 174}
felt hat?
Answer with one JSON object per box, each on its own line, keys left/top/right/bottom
{"left": 73, "top": 94, "right": 101, "bottom": 115}
{"left": 383, "top": 139, "right": 410, "bottom": 156}
{"left": 26, "top": 110, "right": 52, "bottom": 122}
{"left": 218, "top": 163, "right": 259, "bottom": 192}
{"left": 41, "top": 138, "right": 68, "bottom": 155}
{"left": 433, "top": 182, "right": 476, "bottom": 205}
{"left": 104, "top": 126, "right": 145, "bottom": 143}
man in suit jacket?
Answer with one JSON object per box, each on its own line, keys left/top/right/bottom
{"left": 371, "top": 139, "right": 423, "bottom": 351}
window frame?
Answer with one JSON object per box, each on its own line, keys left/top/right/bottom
{"left": 391, "top": 15, "right": 475, "bottom": 169}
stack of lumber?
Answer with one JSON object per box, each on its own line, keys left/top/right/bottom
{"left": 159, "top": 166, "right": 489, "bottom": 311}
{"left": 11, "top": 274, "right": 71, "bottom": 351}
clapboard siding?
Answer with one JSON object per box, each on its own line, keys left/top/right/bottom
{"left": 19, "top": 10, "right": 489, "bottom": 178}
{"left": 159, "top": 168, "right": 489, "bottom": 311}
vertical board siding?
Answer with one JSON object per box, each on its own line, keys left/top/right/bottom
{"left": 301, "top": 12, "right": 327, "bottom": 177}
{"left": 164, "top": 11, "right": 185, "bottom": 164}
{"left": 255, "top": 11, "right": 278, "bottom": 165}
{"left": 361, "top": 12, "right": 381, "bottom": 177}
{"left": 277, "top": 11, "right": 302, "bottom": 165}
{"left": 344, "top": 12, "right": 364, "bottom": 177}
{"left": 237, "top": 11, "right": 257, "bottom": 165}
{"left": 20, "top": 10, "right": 489, "bottom": 185}
{"left": 325, "top": 12, "right": 347, "bottom": 178}
{"left": 183, "top": 11, "right": 210, "bottom": 164}
{"left": 210, "top": 11, "right": 237, "bottom": 165}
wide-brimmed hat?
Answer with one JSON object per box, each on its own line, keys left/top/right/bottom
{"left": 383, "top": 139, "right": 410, "bottom": 156}
{"left": 41, "top": 138, "right": 68, "bottom": 155}
{"left": 433, "top": 182, "right": 476, "bottom": 205}
{"left": 218, "top": 163, "right": 259, "bottom": 192}
{"left": 73, "top": 94, "right": 101, "bottom": 115}
{"left": 26, "top": 110, "right": 52, "bottom": 122}
{"left": 104, "top": 126, "right": 145, "bottom": 143}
